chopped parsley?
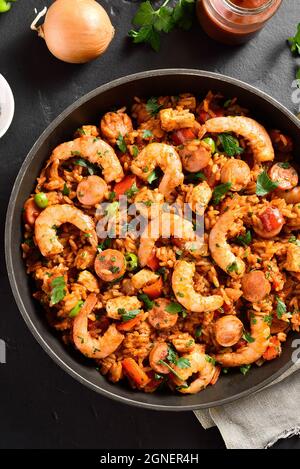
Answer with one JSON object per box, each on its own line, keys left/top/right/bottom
{"left": 74, "top": 158, "right": 97, "bottom": 176}
{"left": 243, "top": 332, "right": 255, "bottom": 343}
{"left": 125, "top": 182, "right": 139, "bottom": 199}
{"left": 165, "top": 302, "right": 183, "bottom": 314}
{"left": 289, "top": 235, "right": 300, "bottom": 246}
{"left": 118, "top": 308, "right": 141, "bottom": 322}
{"left": 147, "top": 170, "right": 158, "bottom": 184}
{"left": 219, "top": 133, "right": 243, "bottom": 156}
{"left": 276, "top": 297, "right": 286, "bottom": 319}
{"left": 69, "top": 301, "right": 84, "bottom": 318}
{"left": 132, "top": 145, "right": 139, "bottom": 158}
{"left": 176, "top": 357, "right": 191, "bottom": 369}
{"left": 146, "top": 97, "right": 162, "bottom": 116}
{"left": 212, "top": 182, "right": 232, "bottom": 205}
{"left": 235, "top": 230, "right": 252, "bottom": 247}
{"left": 256, "top": 170, "right": 278, "bottom": 196}
{"left": 226, "top": 261, "right": 239, "bottom": 274}
{"left": 184, "top": 171, "right": 206, "bottom": 184}
{"left": 205, "top": 355, "right": 216, "bottom": 365}
{"left": 128, "top": 0, "right": 196, "bottom": 52}
{"left": 110, "top": 265, "right": 120, "bottom": 274}
{"left": 288, "top": 23, "right": 300, "bottom": 54}
{"left": 50, "top": 276, "right": 66, "bottom": 305}
{"left": 263, "top": 315, "right": 273, "bottom": 326}
{"left": 138, "top": 293, "right": 154, "bottom": 310}
{"left": 195, "top": 326, "right": 202, "bottom": 338}
{"left": 116, "top": 133, "right": 127, "bottom": 153}
{"left": 240, "top": 364, "right": 251, "bottom": 375}
{"left": 142, "top": 129, "right": 153, "bottom": 139}
{"left": 62, "top": 183, "right": 70, "bottom": 196}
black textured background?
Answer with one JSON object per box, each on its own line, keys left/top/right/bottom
{"left": 1, "top": 0, "right": 300, "bottom": 449}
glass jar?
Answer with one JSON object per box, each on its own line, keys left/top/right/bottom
{"left": 196, "top": 0, "right": 283, "bottom": 45}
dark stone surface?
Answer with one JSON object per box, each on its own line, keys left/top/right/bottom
{"left": 0, "top": 0, "right": 299, "bottom": 449}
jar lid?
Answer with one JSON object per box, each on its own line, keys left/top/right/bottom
{"left": 0, "top": 74, "right": 14, "bottom": 138}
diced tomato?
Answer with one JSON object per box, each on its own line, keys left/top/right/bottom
{"left": 259, "top": 207, "right": 284, "bottom": 233}
{"left": 146, "top": 251, "right": 160, "bottom": 271}
{"left": 142, "top": 277, "right": 163, "bottom": 299}
{"left": 171, "top": 128, "right": 196, "bottom": 145}
{"left": 198, "top": 110, "right": 211, "bottom": 124}
{"left": 122, "top": 358, "right": 150, "bottom": 388}
{"left": 114, "top": 175, "right": 136, "bottom": 198}
{"left": 144, "top": 371, "right": 165, "bottom": 393}
{"left": 263, "top": 336, "right": 281, "bottom": 361}
{"left": 117, "top": 314, "right": 143, "bottom": 332}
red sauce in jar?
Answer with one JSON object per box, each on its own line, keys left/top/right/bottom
{"left": 196, "top": 0, "right": 282, "bottom": 45}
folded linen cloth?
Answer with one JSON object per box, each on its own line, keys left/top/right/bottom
{"left": 194, "top": 363, "right": 300, "bottom": 449}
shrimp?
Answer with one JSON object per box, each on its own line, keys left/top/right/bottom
{"left": 35, "top": 204, "right": 97, "bottom": 257}
{"left": 172, "top": 260, "right": 223, "bottom": 313}
{"left": 159, "top": 108, "right": 195, "bottom": 132}
{"left": 138, "top": 213, "right": 195, "bottom": 267}
{"left": 209, "top": 208, "right": 246, "bottom": 278}
{"left": 73, "top": 294, "right": 124, "bottom": 359}
{"left": 131, "top": 143, "right": 184, "bottom": 200}
{"left": 50, "top": 136, "right": 124, "bottom": 183}
{"left": 205, "top": 116, "right": 274, "bottom": 162}
{"left": 186, "top": 181, "right": 212, "bottom": 215}
{"left": 172, "top": 344, "right": 216, "bottom": 394}
{"left": 214, "top": 314, "right": 270, "bottom": 367}
{"left": 100, "top": 111, "right": 133, "bottom": 145}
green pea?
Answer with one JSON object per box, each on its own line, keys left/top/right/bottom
{"left": 202, "top": 137, "right": 216, "bottom": 154}
{"left": 125, "top": 252, "right": 139, "bottom": 272}
{"left": 34, "top": 192, "right": 49, "bottom": 209}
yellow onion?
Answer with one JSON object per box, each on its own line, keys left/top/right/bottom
{"left": 32, "top": 0, "right": 115, "bottom": 64}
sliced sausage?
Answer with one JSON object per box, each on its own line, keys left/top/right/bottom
{"left": 254, "top": 207, "right": 284, "bottom": 239}
{"left": 269, "top": 163, "right": 298, "bottom": 190}
{"left": 277, "top": 186, "right": 300, "bottom": 205}
{"left": 171, "top": 128, "right": 196, "bottom": 146}
{"left": 94, "top": 249, "right": 126, "bottom": 282}
{"left": 148, "top": 298, "right": 178, "bottom": 330}
{"left": 213, "top": 315, "right": 243, "bottom": 347}
{"left": 179, "top": 140, "right": 211, "bottom": 172}
{"left": 270, "top": 317, "right": 289, "bottom": 334}
{"left": 220, "top": 159, "right": 251, "bottom": 191}
{"left": 241, "top": 270, "right": 271, "bottom": 303}
{"left": 149, "top": 342, "right": 170, "bottom": 374}
{"left": 77, "top": 175, "right": 107, "bottom": 206}
{"left": 23, "top": 198, "right": 41, "bottom": 225}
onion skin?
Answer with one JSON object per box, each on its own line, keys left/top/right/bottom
{"left": 42, "top": 0, "right": 115, "bottom": 64}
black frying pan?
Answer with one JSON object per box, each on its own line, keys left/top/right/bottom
{"left": 5, "top": 69, "right": 300, "bottom": 410}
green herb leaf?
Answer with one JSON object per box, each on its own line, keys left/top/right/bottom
{"left": 147, "top": 170, "right": 158, "bottom": 184}
{"left": 158, "top": 359, "right": 183, "bottom": 380}
{"left": 125, "top": 182, "right": 139, "bottom": 199}
{"left": 50, "top": 276, "right": 66, "bottom": 305}
{"left": 235, "top": 230, "right": 252, "bottom": 247}
{"left": 205, "top": 355, "right": 216, "bottom": 365}
{"left": 132, "top": 145, "right": 139, "bottom": 158}
{"left": 184, "top": 171, "right": 206, "bottom": 183}
{"left": 276, "top": 296, "right": 286, "bottom": 319}
{"left": 118, "top": 308, "right": 141, "bottom": 322}
{"left": 226, "top": 261, "right": 239, "bottom": 273}
{"left": 69, "top": 300, "right": 84, "bottom": 318}
{"left": 289, "top": 235, "right": 300, "bottom": 246}
{"left": 146, "top": 97, "right": 162, "bottom": 116}
{"left": 212, "top": 182, "right": 232, "bottom": 205}
{"left": 138, "top": 293, "right": 154, "bottom": 310}
{"left": 278, "top": 162, "right": 290, "bottom": 169}
{"left": 165, "top": 302, "right": 183, "bottom": 314}
{"left": 108, "top": 191, "right": 116, "bottom": 202}
{"left": 195, "top": 326, "right": 202, "bottom": 338}
{"left": 116, "top": 133, "right": 127, "bottom": 153}
{"left": 105, "top": 201, "right": 119, "bottom": 218}
{"left": 142, "top": 129, "right": 153, "bottom": 139}
{"left": 74, "top": 159, "right": 97, "bottom": 176}
{"left": 219, "top": 133, "right": 243, "bottom": 156}
{"left": 128, "top": 0, "right": 195, "bottom": 51}
{"left": 167, "top": 346, "right": 178, "bottom": 364}
{"left": 288, "top": 23, "right": 300, "bottom": 54}
{"left": 263, "top": 315, "right": 273, "bottom": 326}
{"left": 240, "top": 364, "right": 251, "bottom": 375}
{"left": 62, "top": 183, "right": 70, "bottom": 196}
{"left": 243, "top": 332, "right": 255, "bottom": 343}
{"left": 256, "top": 170, "right": 278, "bottom": 196}
{"left": 176, "top": 357, "right": 191, "bottom": 369}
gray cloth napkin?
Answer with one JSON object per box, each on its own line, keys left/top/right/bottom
{"left": 194, "top": 363, "right": 300, "bottom": 449}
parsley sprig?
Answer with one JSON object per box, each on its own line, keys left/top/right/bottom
{"left": 128, "top": 0, "right": 195, "bottom": 52}
{"left": 219, "top": 133, "right": 243, "bottom": 157}
{"left": 256, "top": 170, "right": 278, "bottom": 196}
{"left": 50, "top": 276, "right": 66, "bottom": 305}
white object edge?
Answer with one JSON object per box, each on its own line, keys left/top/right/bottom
{"left": 0, "top": 74, "right": 15, "bottom": 138}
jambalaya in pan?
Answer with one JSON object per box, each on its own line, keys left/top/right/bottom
{"left": 22, "top": 92, "right": 300, "bottom": 394}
